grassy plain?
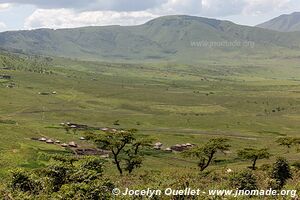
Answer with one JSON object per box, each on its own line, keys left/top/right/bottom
{"left": 0, "top": 53, "right": 300, "bottom": 195}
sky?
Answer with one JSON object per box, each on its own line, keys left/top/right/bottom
{"left": 0, "top": 0, "right": 299, "bottom": 32}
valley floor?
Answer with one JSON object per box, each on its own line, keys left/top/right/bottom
{"left": 0, "top": 54, "right": 300, "bottom": 198}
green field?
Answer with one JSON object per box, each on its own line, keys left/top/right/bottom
{"left": 0, "top": 52, "right": 300, "bottom": 198}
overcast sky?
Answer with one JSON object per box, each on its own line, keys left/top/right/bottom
{"left": 0, "top": 0, "right": 299, "bottom": 32}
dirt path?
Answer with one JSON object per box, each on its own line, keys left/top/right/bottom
{"left": 140, "top": 128, "right": 260, "bottom": 140}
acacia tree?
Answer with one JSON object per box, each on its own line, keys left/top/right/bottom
{"left": 184, "top": 138, "right": 230, "bottom": 171}
{"left": 293, "top": 138, "right": 300, "bottom": 152}
{"left": 86, "top": 129, "right": 152, "bottom": 175}
{"left": 124, "top": 138, "right": 154, "bottom": 174}
{"left": 238, "top": 148, "right": 270, "bottom": 170}
{"left": 276, "top": 137, "right": 295, "bottom": 152}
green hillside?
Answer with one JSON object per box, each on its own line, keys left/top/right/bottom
{"left": 257, "top": 12, "right": 300, "bottom": 32}
{"left": 1, "top": 15, "right": 300, "bottom": 62}
{"left": 0, "top": 15, "right": 300, "bottom": 199}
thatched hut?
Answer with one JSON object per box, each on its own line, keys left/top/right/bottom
{"left": 46, "top": 139, "right": 54, "bottom": 144}
{"left": 153, "top": 146, "right": 161, "bottom": 150}
{"left": 101, "top": 127, "right": 109, "bottom": 131}
{"left": 61, "top": 143, "right": 68, "bottom": 147}
{"left": 186, "top": 143, "right": 193, "bottom": 147}
{"left": 171, "top": 144, "right": 186, "bottom": 152}
{"left": 69, "top": 141, "right": 78, "bottom": 148}
{"left": 38, "top": 137, "right": 47, "bottom": 142}
{"left": 154, "top": 142, "right": 163, "bottom": 147}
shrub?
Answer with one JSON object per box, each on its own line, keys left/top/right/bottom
{"left": 10, "top": 169, "right": 37, "bottom": 193}
{"left": 229, "top": 170, "right": 258, "bottom": 190}
{"left": 269, "top": 157, "right": 292, "bottom": 190}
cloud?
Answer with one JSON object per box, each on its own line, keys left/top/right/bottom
{"left": 0, "top": 21, "right": 6, "bottom": 30}
{"left": 19, "top": 0, "right": 300, "bottom": 29}
{"left": 0, "top": 3, "right": 10, "bottom": 10}
{"left": 159, "top": 0, "right": 203, "bottom": 15}
{"left": 242, "top": 0, "right": 293, "bottom": 15}
{"left": 0, "top": 0, "right": 168, "bottom": 11}
{"left": 202, "top": 0, "right": 247, "bottom": 16}
{"left": 24, "top": 9, "right": 159, "bottom": 29}
{"left": 1, "top": 0, "right": 299, "bottom": 16}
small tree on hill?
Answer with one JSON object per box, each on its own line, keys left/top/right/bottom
{"left": 184, "top": 138, "right": 230, "bottom": 171}
{"left": 238, "top": 148, "right": 270, "bottom": 170}
{"left": 276, "top": 137, "right": 295, "bottom": 152}
{"left": 270, "top": 157, "right": 292, "bottom": 190}
{"left": 86, "top": 129, "right": 152, "bottom": 175}
{"left": 124, "top": 138, "right": 153, "bottom": 174}
{"left": 293, "top": 138, "right": 300, "bottom": 152}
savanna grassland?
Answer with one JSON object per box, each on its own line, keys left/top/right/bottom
{"left": 0, "top": 51, "right": 300, "bottom": 199}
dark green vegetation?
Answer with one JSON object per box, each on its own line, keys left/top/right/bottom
{"left": 237, "top": 148, "right": 270, "bottom": 170}
{"left": 1, "top": 15, "right": 300, "bottom": 62}
{"left": 0, "top": 47, "right": 299, "bottom": 198}
{"left": 86, "top": 129, "right": 153, "bottom": 175}
{"left": 3, "top": 155, "right": 114, "bottom": 199}
{"left": 257, "top": 12, "right": 300, "bottom": 32}
{"left": 270, "top": 157, "right": 293, "bottom": 190}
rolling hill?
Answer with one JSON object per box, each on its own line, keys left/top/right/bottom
{"left": 1, "top": 15, "right": 300, "bottom": 62}
{"left": 257, "top": 12, "right": 300, "bottom": 32}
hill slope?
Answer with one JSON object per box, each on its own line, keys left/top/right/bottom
{"left": 257, "top": 12, "right": 300, "bottom": 32}
{"left": 1, "top": 15, "right": 300, "bottom": 62}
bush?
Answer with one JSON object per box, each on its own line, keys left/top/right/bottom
{"left": 269, "top": 157, "right": 292, "bottom": 190}
{"left": 229, "top": 169, "right": 258, "bottom": 190}
{"left": 10, "top": 169, "right": 37, "bottom": 193}
{"left": 4, "top": 156, "right": 114, "bottom": 199}
{"left": 56, "top": 179, "right": 114, "bottom": 200}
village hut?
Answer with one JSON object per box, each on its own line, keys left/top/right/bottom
{"left": 153, "top": 146, "right": 161, "bottom": 150}
{"left": 154, "top": 142, "right": 163, "bottom": 147}
{"left": 79, "top": 137, "right": 86, "bottom": 140}
{"left": 100, "top": 154, "right": 109, "bottom": 158}
{"left": 101, "top": 127, "right": 109, "bottom": 131}
{"left": 61, "top": 143, "right": 68, "bottom": 147}
{"left": 38, "top": 137, "right": 47, "bottom": 142}
{"left": 186, "top": 143, "right": 193, "bottom": 147}
{"left": 165, "top": 148, "right": 172, "bottom": 152}
{"left": 69, "top": 141, "right": 78, "bottom": 148}
{"left": 6, "top": 84, "right": 14, "bottom": 88}
{"left": 171, "top": 144, "right": 185, "bottom": 152}
{"left": 181, "top": 144, "right": 187, "bottom": 148}
{"left": 46, "top": 139, "right": 54, "bottom": 144}
{"left": 55, "top": 140, "right": 61, "bottom": 144}
{"left": 38, "top": 92, "right": 50, "bottom": 95}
